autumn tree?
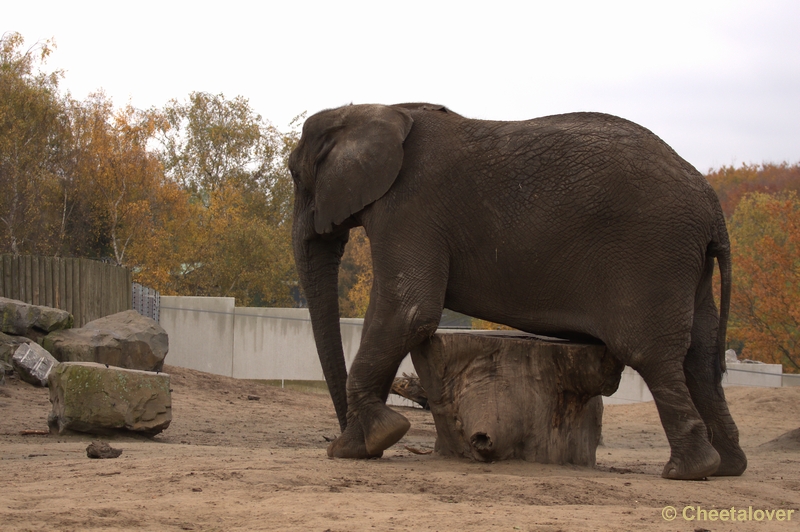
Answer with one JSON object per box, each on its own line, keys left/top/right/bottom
{"left": 338, "top": 227, "right": 373, "bottom": 317}
{"left": 0, "top": 32, "right": 69, "bottom": 256}
{"left": 728, "top": 191, "right": 800, "bottom": 372}
{"left": 63, "top": 94, "right": 172, "bottom": 264}
{"left": 1, "top": 34, "right": 306, "bottom": 307}
{"left": 706, "top": 163, "right": 800, "bottom": 217}
{"left": 156, "top": 92, "right": 297, "bottom": 305}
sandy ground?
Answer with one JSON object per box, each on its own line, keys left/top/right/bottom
{"left": 1, "top": 364, "right": 798, "bottom": 532}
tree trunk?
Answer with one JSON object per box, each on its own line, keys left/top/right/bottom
{"left": 410, "top": 331, "right": 624, "bottom": 466}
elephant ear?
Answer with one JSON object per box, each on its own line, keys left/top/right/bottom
{"left": 313, "top": 106, "right": 413, "bottom": 234}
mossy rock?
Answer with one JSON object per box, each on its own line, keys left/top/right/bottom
{"left": 48, "top": 362, "right": 171, "bottom": 435}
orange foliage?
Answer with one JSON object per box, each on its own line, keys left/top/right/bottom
{"left": 1, "top": 36, "right": 299, "bottom": 306}
{"left": 339, "top": 227, "right": 372, "bottom": 318}
{"left": 706, "top": 163, "right": 800, "bottom": 217}
{"left": 728, "top": 192, "right": 800, "bottom": 372}
{"left": 0, "top": 33, "right": 67, "bottom": 256}
{"left": 470, "top": 319, "right": 514, "bottom": 330}
{"left": 69, "top": 95, "right": 167, "bottom": 266}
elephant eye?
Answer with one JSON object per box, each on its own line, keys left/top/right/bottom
{"left": 290, "top": 168, "right": 310, "bottom": 192}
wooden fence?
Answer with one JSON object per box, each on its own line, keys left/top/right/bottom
{"left": 0, "top": 255, "right": 132, "bottom": 327}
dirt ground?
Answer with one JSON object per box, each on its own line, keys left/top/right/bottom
{"left": 1, "top": 364, "right": 798, "bottom": 532}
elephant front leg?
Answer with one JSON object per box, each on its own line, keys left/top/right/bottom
{"left": 328, "top": 366, "right": 412, "bottom": 458}
{"left": 327, "top": 401, "right": 411, "bottom": 458}
{"left": 327, "top": 340, "right": 416, "bottom": 458}
{"left": 328, "top": 297, "right": 442, "bottom": 459}
{"left": 326, "top": 411, "right": 403, "bottom": 458}
{"left": 327, "top": 364, "right": 412, "bottom": 458}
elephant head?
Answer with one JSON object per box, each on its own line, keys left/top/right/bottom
{"left": 289, "top": 104, "right": 414, "bottom": 430}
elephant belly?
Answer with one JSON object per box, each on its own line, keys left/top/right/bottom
{"left": 441, "top": 228, "right": 700, "bottom": 345}
{"left": 443, "top": 256, "right": 607, "bottom": 341}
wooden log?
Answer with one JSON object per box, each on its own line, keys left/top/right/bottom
{"left": 57, "top": 257, "right": 66, "bottom": 309}
{"left": 24, "top": 255, "right": 32, "bottom": 302}
{"left": 44, "top": 256, "right": 53, "bottom": 308}
{"left": 73, "top": 258, "right": 79, "bottom": 318}
{"left": 79, "top": 258, "right": 87, "bottom": 326}
{"left": 126, "top": 268, "right": 133, "bottom": 311}
{"left": 410, "top": 331, "right": 624, "bottom": 467}
{"left": 391, "top": 373, "right": 429, "bottom": 409}
{"left": 31, "top": 255, "right": 39, "bottom": 305}
{"left": 66, "top": 258, "right": 75, "bottom": 322}
{"left": 0, "top": 255, "right": 5, "bottom": 297}
{"left": 100, "top": 262, "right": 108, "bottom": 318}
{"left": 10, "top": 255, "right": 20, "bottom": 300}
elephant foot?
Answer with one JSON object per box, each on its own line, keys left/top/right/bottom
{"left": 363, "top": 403, "right": 411, "bottom": 456}
{"left": 712, "top": 445, "right": 747, "bottom": 477}
{"left": 327, "top": 421, "right": 383, "bottom": 459}
{"left": 661, "top": 442, "right": 720, "bottom": 480}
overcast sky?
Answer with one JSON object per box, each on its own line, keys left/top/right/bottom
{"left": 6, "top": 0, "right": 799, "bottom": 172}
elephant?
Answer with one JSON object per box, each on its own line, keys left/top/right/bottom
{"left": 289, "top": 102, "right": 747, "bottom": 480}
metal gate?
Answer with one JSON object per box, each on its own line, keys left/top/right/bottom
{"left": 132, "top": 283, "right": 160, "bottom": 322}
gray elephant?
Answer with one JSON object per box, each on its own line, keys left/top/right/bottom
{"left": 289, "top": 103, "right": 747, "bottom": 480}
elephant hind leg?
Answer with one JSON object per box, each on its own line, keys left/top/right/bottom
{"left": 684, "top": 275, "right": 747, "bottom": 476}
{"left": 613, "top": 306, "right": 720, "bottom": 480}
{"left": 634, "top": 357, "right": 721, "bottom": 480}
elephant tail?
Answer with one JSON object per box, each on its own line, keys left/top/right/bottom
{"left": 710, "top": 212, "right": 732, "bottom": 381}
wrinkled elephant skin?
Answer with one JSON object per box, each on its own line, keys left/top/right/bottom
{"left": 289, "top": 103, "right": 746, "bottom": 480}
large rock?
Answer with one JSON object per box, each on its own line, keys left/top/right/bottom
{"left": 12, "top": 342, "right": 60, "bottom": 387}
{"left": 48, "top": 362, "right": 172, "bottom": 435}
{"left": 43, "top": 310, "right": 168, "bottom": 371}
{"left": 1, "top": 331, "right": 32, "bottom": 374}
{"left": 0, "top": 297, "right": 73, "bottom": 340}
{"left": 410, "top": 331, "right": 624, "bottom": 466}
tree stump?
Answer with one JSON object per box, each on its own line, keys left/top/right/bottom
{"left": 410, "top": 331, "right": 624, "bottom": 466}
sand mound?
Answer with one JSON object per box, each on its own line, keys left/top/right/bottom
{"left": 760, "top": 427, "right": 800, "bottom": 450}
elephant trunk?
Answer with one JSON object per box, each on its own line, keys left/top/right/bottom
{"left": 294, "top": 229, "right": 350, "bottom": 432}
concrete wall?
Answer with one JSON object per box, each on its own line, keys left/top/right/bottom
{"left": 160, "top": 296, "right": 235, "bottom": 377}
{"left": 724, "top": 362, "right": 783, "bottom": 387}
{"left": 603, "top": 367, "right": 654, "bottom": 405}
{"left": 160, "top": 296, "right": 415, "bottom": 384}
{"left": 231, "top": 307, "right": 321, "bottom": 381}
{"left": 603, "top": 361, "right": 785, "bottom": 405}
{"left": 160, "top": 296, "right": 786, "bottom": 407}
{"left": 783, "top": 373, "right": 800, "bottom": 387}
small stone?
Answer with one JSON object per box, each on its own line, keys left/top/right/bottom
{"left": 86, "top": 440, "right": 123, "bottom": 459}
{"left": 12, "top": 342, "right": 59, "bottom": 387}
{"left": 247, "top": 394, "right": 260, "bottom": 401}
{"left": 1, "top": 331, "right": 32, "bottom": 373}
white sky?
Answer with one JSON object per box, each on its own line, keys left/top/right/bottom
{"left": 6, "top": 0, "right": 800, "bottom": 172}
